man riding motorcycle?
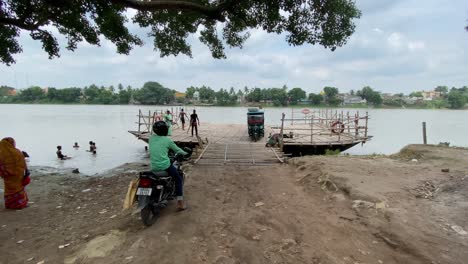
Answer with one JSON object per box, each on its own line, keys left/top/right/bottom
{"left": 149, "top": 121, "right": 188, "bottom": 210}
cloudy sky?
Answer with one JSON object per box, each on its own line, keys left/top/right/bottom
{"left": 0, "top": 0, "right": 467, "bottom": 94}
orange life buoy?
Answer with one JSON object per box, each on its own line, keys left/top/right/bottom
{"left": 301, "top": 108, "right": 311, "bottom": 115}
{"left": 154, "top": 115, "right": 161, "bottom": 121}
{"left": 331, "top": 121, "right": 345, "bottom": 134}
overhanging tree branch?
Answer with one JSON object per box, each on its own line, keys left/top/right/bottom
{"left": 0, "top": 0, "right": 362, "bottom": 65}
{"left": 110, "top": 0, "right": 228, "bottom": 21}
{"left": 0, "top": 16, "right": 43, "bottom": 31}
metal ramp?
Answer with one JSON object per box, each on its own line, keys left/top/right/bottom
{"left": 194, "top": 143, "right": 284, "bottom": 166}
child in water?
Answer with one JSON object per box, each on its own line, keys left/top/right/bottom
{"left": 56, "top": 146, "right": 71, "bottom": 160}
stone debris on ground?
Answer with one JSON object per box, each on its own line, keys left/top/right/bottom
{"left": 451, "top": 225, "right": 468, "bottom": 236}
{"left": 441, "top": 168, "right": 450, "bottom": 173}
{"left": 254, "top": 202, "right": 265, "bottom": 207}
{"left": 81, "top": 189, "right": 91, "bottom": 193}
{"left": 26, "top": 257, "right": 34, "bottom": 261}
{"left": 58, "top": 243, "right": 70, "bottom": 249}
{"left": 375, "top": 201, "right": 387, "bottom": 209}
{"left": 352, "top": 200, "right": 374, "bottom": 209}
{"left": 411, "top": 181, "right": 439, "bottom": 199}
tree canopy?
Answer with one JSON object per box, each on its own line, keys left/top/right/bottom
{"left": 357, "top": 86, "right": 382, "bottom": 106}
{"left": 322, "top": 86, "right": 341, "bottom": 106}
{"left": 287, "top": 87, "right": 306, "bottom": 104}
{"left": 0, "top": 0, "right": 361, "bottom": 65}
{"left": 308, "top": 93, "right": 323, "bottom": 105}
{"left": 134, "top": 81, "right": 174, "bottom": 104}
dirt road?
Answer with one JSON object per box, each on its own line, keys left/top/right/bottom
{"left": 1, "top": 145, "right": 467, "bottom": 264}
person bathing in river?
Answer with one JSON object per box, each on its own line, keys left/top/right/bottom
{"left": 73, "top": 142, "right": 79, "bottom": 148}
{"left": 179, "top": 109, "right": 189, "bottom": 130}
{"left": 0, "top": 137, "right": 30, "bottom": 209}
{"left": 87, "top": 141, "right": 96, "bottom": 154}
{"left": 56, "top": 146, "right": 71, "bottom": 160}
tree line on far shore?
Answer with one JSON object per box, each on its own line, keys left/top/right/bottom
{"left": 1, "top": 82, "right": 467, "bottom": 109}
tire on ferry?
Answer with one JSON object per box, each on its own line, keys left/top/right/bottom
{"left": 330, "top": 121, "right": 345, "bottom": 134}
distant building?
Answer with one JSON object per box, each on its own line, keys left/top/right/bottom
{"left": 380, "top": 93, "right": 394, "bottom": 100}
{"left": 421, "top": 90, "right": 441, "bottom": 101}
{"left": 343, "top": 96, "right": 367, "bottom": 105}
{"left": 42, "top": 87, "right": 49, "bottom": 94}
{"left": 297, "top": 99, "right": 312, "bottom": 105}
{"left": 193, "top": 91, "right": 200, "bottom": 101}
{"left": 404, "top": 96, "right": 423, "bottom": 105}
{"left": 7, "top": 88, "right": 16, "bottom": 96}
{"left": 237, "top": 94, "right": 245, "bottom": 103}
{"left": 175, "top": 92, "right": 186, "bottom": 99}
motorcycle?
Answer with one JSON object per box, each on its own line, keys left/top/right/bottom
{"left": 136, "top": 148, "right": 192, "bottom": 226}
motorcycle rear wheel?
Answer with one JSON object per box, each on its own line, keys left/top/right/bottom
{"left": 141, "top": 205, "right": 160, "bottom": 226}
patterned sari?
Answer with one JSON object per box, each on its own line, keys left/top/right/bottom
{"left": 0, "top": 137, "right": 28, "bottom": 209}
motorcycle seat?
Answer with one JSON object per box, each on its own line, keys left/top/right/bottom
{"left": 152, "top": 171, "right": 169, "bottom": 177}
{"left": 139, "top": 171, "right": 169, "bottom": 178}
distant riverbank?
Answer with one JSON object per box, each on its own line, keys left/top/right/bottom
{"left": 1, "top": 101, "right": 466, "bottom": 110}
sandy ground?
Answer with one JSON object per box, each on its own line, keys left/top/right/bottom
{"left": 0, "top": 144, "right": 467, "bottom": 264}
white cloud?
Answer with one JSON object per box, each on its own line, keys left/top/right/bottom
{"left": 387, "top": 32, "right": 403, "bottom": 48}
{"left": 373, "top": 28, "right": 384, "bottom": 34}
{"left": 1, "top": 0, "right": 467, "bottom": 93}
{"left": 408, "top": 41, "right": 425, "bottom": 51}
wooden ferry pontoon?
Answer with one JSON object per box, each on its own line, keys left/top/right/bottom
{"left": 270, "top": 109, "right": 371, "bottom": 155}
{"left": 128, "top": 108, "right": 371, "bottom": 163}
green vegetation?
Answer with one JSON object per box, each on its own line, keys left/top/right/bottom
{"left": 0, "top": 0, "right": 360, "bottom": 65}
{"left": 287, "top": 88, "right": 307, "bottom": 105}
{"left": 357, "top": 86, "right": 382, "bottom": 106}
{"left": 0, "top": 85, "right": 15, "bottom": 96}
{"left": 447, "top": 87, "right": 468, "bottom": 109}
{"left": 325, "top": 149, "right": 341, "bottom": 156}
{"left": 323, "top": 87, "right": 342, "bottom": 106}
{"left": 1, "top": 83, "right": 467, "bottom": 109}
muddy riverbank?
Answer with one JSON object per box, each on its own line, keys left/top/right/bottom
{"left": 1, "top": 144, "right": 467, "bottom": 264}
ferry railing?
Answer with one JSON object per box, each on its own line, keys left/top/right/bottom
{"left": 274, "top": 109, "right": 370, "bottom": 147}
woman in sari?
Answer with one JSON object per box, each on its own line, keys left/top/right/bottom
{"left": 0, "top": 137, "right": 29, "bottom": 209}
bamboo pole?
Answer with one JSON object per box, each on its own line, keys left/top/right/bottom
{"left": 310, "top": 115, "right": 313, "bottom": 143}
{"left": 148, "top": 110, "right": 151, "bottom": 133}
{"left": 347, "top": 111, "right": 350, "bottom": 134}
{"left": 138, "top": 110, "right": 141, "bottom": 133}
{"left": 280, "top": 113, "right": 285, "bottom": 151}
{"left": 422, "top": 122, "right": 427, "bottom": 144}
{"left": 194, "top": 143, "right": 211, "bottom": 164}
{"left": 365, "top": 112, "right": 369, "bottom": 139}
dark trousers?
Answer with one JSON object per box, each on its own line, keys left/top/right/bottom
{"left": 166, "top": 164, "right": 183, "bottom": 197}
{"left": 191, "top": 124, "right": 198, "bottom": 136}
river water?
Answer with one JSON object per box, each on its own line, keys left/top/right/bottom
{"left": 1, "top": 104, "right": 467, "bottom": 175}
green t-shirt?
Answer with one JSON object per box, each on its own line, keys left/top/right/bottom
{"left": 149, "top": 134, "right": 187, "bottom": 171}
{"left": 164, "top": 114, "right": 173, "bottom": 126}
